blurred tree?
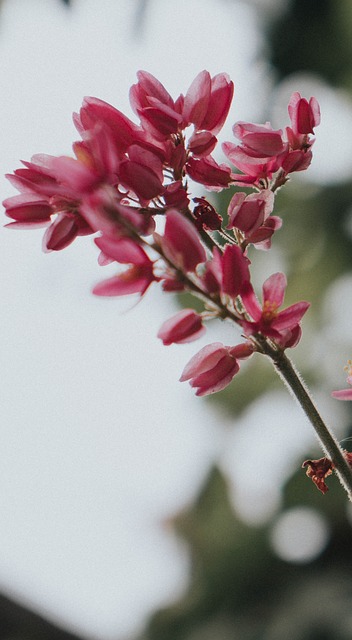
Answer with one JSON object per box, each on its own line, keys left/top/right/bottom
{"left": 141, "top": 463, "right": 352, "bottom": 640}
{"left": 267, "top": 0, "right": 352, "bottom": 88}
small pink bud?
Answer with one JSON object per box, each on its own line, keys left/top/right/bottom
{"left": 157, "top": 309, "right": 205, "bottom": 345}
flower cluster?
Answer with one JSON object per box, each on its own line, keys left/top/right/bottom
{"left": 3, "top": 71, "right": 320, "bottom": 396}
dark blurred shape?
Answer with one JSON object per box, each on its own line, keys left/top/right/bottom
{"left": 0, "top": 593, "right": 83, "bottom": 639}
{"left": 267, "top": 0, "right": 352, "bottom": 86}
{"left": 141, "top": 463, "right": 352, "bottom": 640}
{"left": 61, "top": 0, "right": 71, "bottom": 5}
{"left": 133, "top": 0, "right": 149, "bottom": 35}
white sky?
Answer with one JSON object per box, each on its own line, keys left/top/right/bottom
{"left": 0, "top": 1, "right": 352, "bottom": 639}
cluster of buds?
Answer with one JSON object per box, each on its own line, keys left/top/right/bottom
{"left": 3, "top": 70, "right": 320, "bottom": 397}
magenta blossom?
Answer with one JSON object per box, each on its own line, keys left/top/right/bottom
{"left": 331, "top": 361, "right": 352, "bottom": 400}
{"left": 241, "top": 272, "right": 310, "bottom": 343}
{"left": 186, "top": 155, "right": 233, "bottom": 190}
{"left": 156, "top": 209, "right": 206, "bottom": 273}
{"left": 158, "top": 309, "right": 206, "bottom": 345}
{"left": 180, "top": 341, "right": 254, "bottom": 396}
{"left": 183, "top": 70, "right": 234, "bottom": 135}
{"left": 221, "top": 244, "right": 251, "bottom": 298}
{"left": 227, "top": 190, "right": 274, "bottom": 233}
{"left": 3, "top": 154, "right": 94, "bottom": 251}
{"left": 230, "top": 121, "right": 286, "bottom": 160}
{"left": 92, "top": 236, "right": 157, "bottom": 297}
{"left": 288, "top": 92, "right": 321, "bottom": 137}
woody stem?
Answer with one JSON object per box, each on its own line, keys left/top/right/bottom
{"left": 264, "top": 344, "right": 352, "bottom": 500}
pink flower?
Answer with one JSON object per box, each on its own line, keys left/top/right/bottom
{"left": 183, "top": 70, "right": 234, "bottom": 135}
{"left": 157, "top": 209, "right": 206, "bottom": 273}
{"left": 222, "top": 142, "right": 282, "bottom": 186}
{"left": 288, "top": 92, "right": 320, "bottom": 136}
{"left": 43, "top": 211, "right": 92, "bottom": 252}
{"left": 222, "top": 121, "right": 286, "bottom": 188}
{"left": 283, "top": 93, "right": 320, "bottom": 172}
{"left": 81, "top": 189, "right": 155, "bottom": 240}
{"left": 188, "top": 130, "right": 217, "bottom": 157}
{"left": 241, "top": 272, "right": 310, "bottom": 342}
{"left": 74, "top": 96, "right": 142, "bottom": 153}
{"left": 118, "top": 144, "right": 165, "bottom": 204}
{"left": 157, "top": 309, "right": 205, "bottom": 345}
{"left": 180, "top": 341, "right": 254, "bottom": 396}
{"left": 221, "top": 244, "right": 251, "bottom": 298}
{"left": 92, "top": 236, "right": 156, "bottom": 297}
{"left": 163, "top": 181, "right": 190, "bottom": 210}
{"left": 3, "top": 193, "right": 52, "bottom": 225}
{"left": 3, "top": 154, "right": 94, "bottom": 251}
{"left": 186, "top": 155, "right": 233, "bottom": 190}
{"left": 201, "top": 247, "right": 223, "bottom": 294}
{"left": 231, "top": 122, "right": 285, "bottom": 159}
{"left": 331, "top": 361, "right": 352, "bottom": 400}
{"left": 243, "top": 215, "right": 282, "bottom": 251}
{"left": 129, "top": 70, "right": 182, "bottom": 139}
{"left": 130, "top": 71, "right": 178, "bottom": 115}
{"left": 227, "top": 189, "right": 274, "bottom": 236}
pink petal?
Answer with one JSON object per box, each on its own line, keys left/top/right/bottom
{"left": 240, "top": 282, "right": 262, "bottom": 321}
{"left": 50, "top": 156, "right": 99, "bottom": 194}
{"left": 79, "top": 97, "right": 141, "bottom": 152}
{"left": 138, "top": 105, "right": 182, "bottom": 137}
{"left": 190, "top": 356, "right": 239, "bottom": 396}
{"left": 222, "top": 245, "right": 250, "bottom": 298}
{"left": 92, "top": 266, "right": 152, "bottom": 297}
{"left": 188, "top": 130, "right": 217, "bottom": 157}
{"left": 272, "top": 301, "right": 310, "bottom": 331}
{"left": 262, "top": 272, "right": 286, "bottom": 307}
{"left": 186, "top": 156, "right": 232, "bottom": 189}
{"left": 183, "top": 70, "right": 211, "bottom": 128}
{"left": 134, "top": 71, "right": 175, "bottom": 109}
{"left": 162, "top": 209, "right": 206, "bottom": 272}
{"left": 180, "top": 342, "right": 226, "bottom": 381}
{"left": 331, "top": 388, "right": 352, "bottom": 401}
{"left": 200, "top": 73, "right": 234, "bottom": 135}
{"left": 43, "top": 214, "right": 79, "bottom": 252}
{"left": 157, "top": 309, "right": 205, "bottom": 345}
{"left": 3, "top": 193, "right": 52, "bottom": 222}
{"left": 119, "top": 159, "right": 164, "bottom": 202}
{"left": 94, "top": 236, "right": 150, "bottom": 266}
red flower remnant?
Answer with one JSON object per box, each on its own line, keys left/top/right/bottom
{"left": 302, "top": 457, "right": 334, "bottom": 494}
{"left": 193, "top": 197, "right": 222, "bottom": 231}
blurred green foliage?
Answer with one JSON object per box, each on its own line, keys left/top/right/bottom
{"left": 140, "top": 465, "right": 352, "bottom": 640}
{"left": 267, "top": 0, "right": 352, "bottom": 88}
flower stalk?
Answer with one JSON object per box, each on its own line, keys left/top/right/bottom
{"left": 4, "top": 69, "right": 350, "bottom": 497}
{"left": 269, "top": 349, "right": 352, "bottom": 499}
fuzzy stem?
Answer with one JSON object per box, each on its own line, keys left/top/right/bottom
{"left": 267, "top": 348, "right": 352, "bottom": 500}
